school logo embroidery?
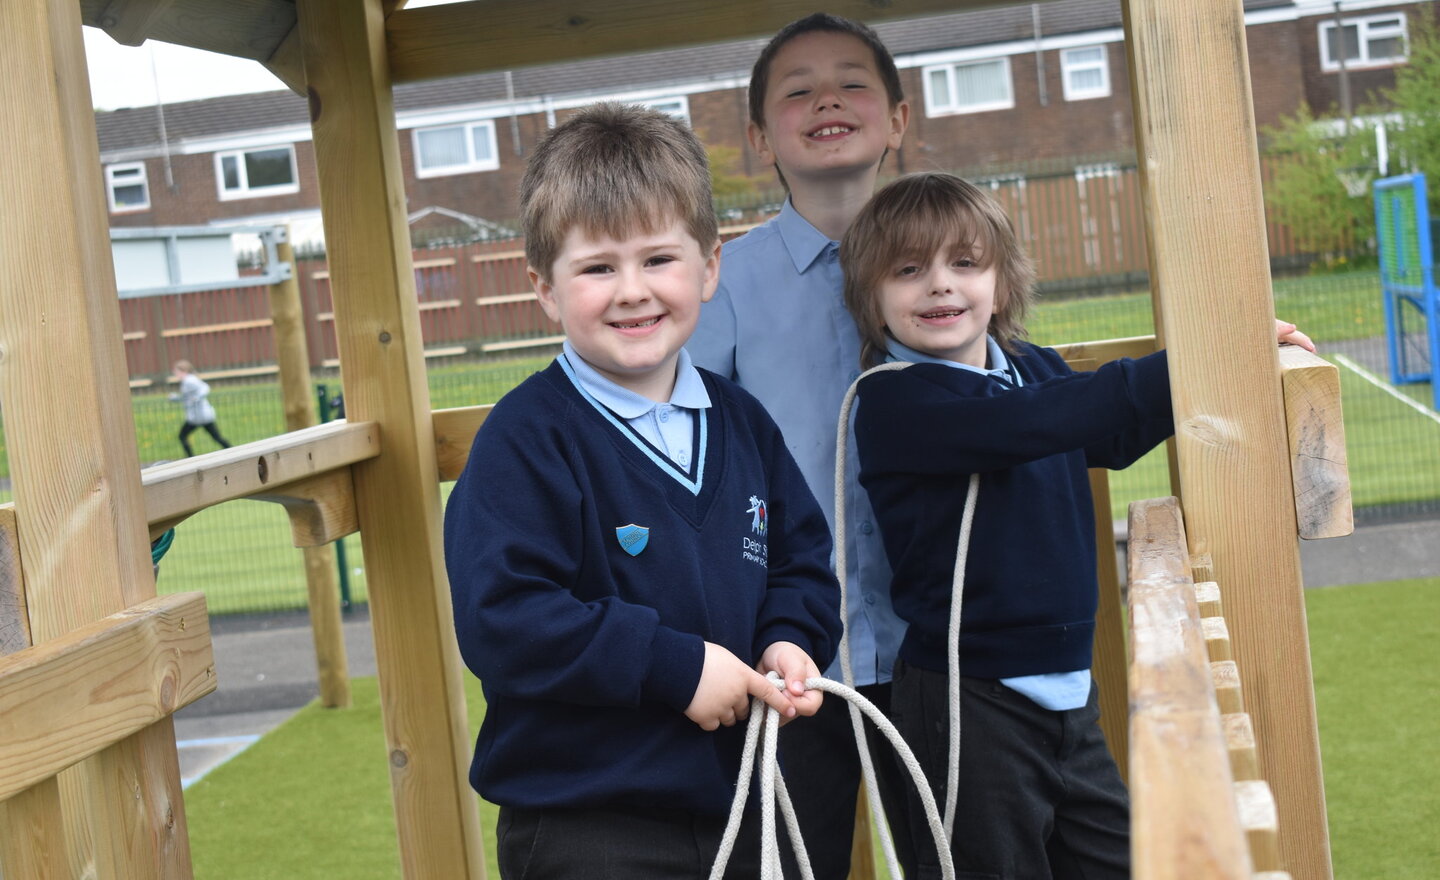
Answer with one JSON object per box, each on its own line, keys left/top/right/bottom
{"left": 746, "top": 496, "right": 767, "bottom": 536}
{"left": 742, "top": 496, "right": 768, "bottom": 568}
{"left": 615, "top": 524, "right": 649, "bottom": 557}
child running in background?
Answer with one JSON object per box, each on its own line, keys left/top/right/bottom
{"left": 169, "top": 360, "right": 232, "bottom": 457}
{"left": 443, "top": 103, "right": 842, "bottom": 879}
{"left": 839, "top": 172, "right": 1313, "bottom": 878}
{"left": 687, "top": 14, "right": 919, "bottom": 876}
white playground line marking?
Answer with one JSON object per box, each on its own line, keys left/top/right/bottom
{"left": 1334, "top": 354, "right": 1440, "bottom": 428}
{"left": 177, "top": 734, "right": 261, "bottom": 789}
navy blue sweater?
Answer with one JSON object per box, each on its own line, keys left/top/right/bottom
{"left": 855, "top": 343, "right": 1173, "bottom": 678}
{"left": 444, "top": 359, "right": 841, "bottom": 816}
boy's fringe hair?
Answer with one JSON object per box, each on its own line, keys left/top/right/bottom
{"left": 841, "top": 173, "right": 1037, "bottom": 369}
{"left": 520, "top": 102, "right": 717, "bottom": 279}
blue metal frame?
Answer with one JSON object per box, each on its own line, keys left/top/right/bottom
{"left": 1375, "top": 173, "right": 1440, "bottom": 411}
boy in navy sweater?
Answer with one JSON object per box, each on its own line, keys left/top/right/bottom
{"left": 444, "top": 103, "right": 842, "bottom": 879}
{"left": 838, "top": 173, "right": 1312, "bottom": 877}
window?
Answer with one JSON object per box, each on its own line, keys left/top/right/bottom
{"left": 1320, "top": 13, "right": 1407, "bottom": 71}
{"left": 634, "top": 97, "right": 690, "bottom": 124}
{"left": 1061, "top": 46, "right": 1110, "bottom": 101}
{"left": 215, "top": 145, "right": 299, "bottom": 200}
{"left": 923, "top": 57, "right": 1014, "bottom": 116}
{"left": 412, "top": 120, "right": 499, "bottom": 178}
{"left": 106, "top": 162, "right": 149, "bottom": 212}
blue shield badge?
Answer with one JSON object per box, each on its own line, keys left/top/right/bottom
{"left": 615, "top": 524, "right": 650, "bottom": 557}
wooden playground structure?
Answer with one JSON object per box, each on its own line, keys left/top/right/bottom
{"left": 0, "top": 1, "right": 1353, "bottom": 878}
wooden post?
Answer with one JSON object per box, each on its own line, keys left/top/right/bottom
{"left": 0, "top": 0, "right": 192, "bottom": 876}
{"left": 1122, "top": 2, "right": 1331, "bottom": 876}
{"left": 295, "top": 1, "right": 486, "bottom": 877}
{"left": 268, "top": 229, "right": 351, "bottom": 709}
{"left": 1088, "top": 469, "right": 1128, "bottom": 780}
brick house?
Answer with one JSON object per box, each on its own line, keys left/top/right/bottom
{"left": 96, "top": 0, "right": 1435, "bottom": 245}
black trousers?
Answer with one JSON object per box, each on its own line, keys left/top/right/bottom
{"left": 178, "top": 420, "right": 231, "bottom": 457}
{"left": 891, "top": 661, "right": 1130, "bottom": 880}
{"left": 496, "top": 803, "right": 761, "bottom": 880}
{"left": 776, "top": 681, "right": 920, "bottom": 880}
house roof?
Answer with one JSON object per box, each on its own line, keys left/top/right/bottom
{"left": 94, "top": 0, "right": 1296, "bottom": 156}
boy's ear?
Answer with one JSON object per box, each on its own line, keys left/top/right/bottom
{"left": 700, "top": 239, "right": 722, "bottom": 303}
{"left": 887, "top": 100, "right": 911, "bottom": 150}
{"left": 747, "top": 120, "right": 776, "bottom": 168}
{"left": 528, "top": 265, "right": 562, "bottom": 324}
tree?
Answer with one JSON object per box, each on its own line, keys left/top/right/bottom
{"left": 1382, "top": 12, "right": 1440, "bottom": 206}
{"left": 1262, "top": 105, "right": 1376, "bottom": 260}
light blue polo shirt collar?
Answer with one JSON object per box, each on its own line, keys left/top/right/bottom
{"left": 775, "top": 198, "right": 836, "bottom": 275}
{"left": 561, "top": 340, "right": 712, "bottom": 415}
{"left": 884, "top": 335, "right": 1022, "bottom": 387}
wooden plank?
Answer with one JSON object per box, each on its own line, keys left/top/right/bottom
{"left": 1236, "top": 780, "right": 1283, "bottom": 872}
{"left": 0, "top": 2, "right": 192, "bottom": 874}
{"left": 1054, "top": 334, "right": 1157, "bottom": 368}
{"left": 1212, "top": 660, "right": 1244, "bottom": 716}
{"left": 470, "top": 249, "right": 525, "bottom": 264}
{"left": 297, "top": 1, "right": 486, "bottom": 876}
{"left": 1088, "top": 469, "right": 1128, "bottom": 781}
{"left": 1202, "top": 616, "right": 1233, "bottom": 662}
{"left": 0, "top": 506, "right": 30, "bottom": 656}
{"left": 90, "top": 0, "right": 179, "bottom": 46}
{"left": 122, "top": 330, "right": 147, "bottom": 341}
{"left": 433, "top": 405, "right": 493, "bottom": 482}
{"left": 386, "top": 0, "right": 1007, "bottom": 84}
{"left": 1223, "top": 712, "right": 1260, "bottom": 782}
{"left": 1278, "top": 346, "right": 1352, "bottom": 540}
{"left": 161, "top": 317, "right": 274, "bottom": 338}
{"left": 475, "top": 292, "right": 538, "bottom": 306}
{"left": 419, "top": 299, "right": 462, "bottom": 311}
{"left": 1126, "top": 497, "right": 1251, "bottom": 880}
{"left": 269, "top": 230, "right": 350, "bottom": 710}
{"left": 168, "top": 364, "right": 280, "bottom": 381}
{"left": 849, "top": 784, "right": 877, "bottom": 880}
{"left": 481, "top": 334, "right": 566, "bottom": 353}
{"left": 1195, "top": 580, "right": 1223, "bottom": 618}
{"left": 0, "top": 593, "right": 215, "bottom": 802}
{"left": 79, "top": 0, "right": 295, "bottom": 62}
{"left": 413, "top": 257, "right": 457, "bottom": 269}
{"left": 141, "top": 421, "right": 378, "bottom": 533}
{"left": 1122, "top": 2, "right": 1331, "bottom": 874}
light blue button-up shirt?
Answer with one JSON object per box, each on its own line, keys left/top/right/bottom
{"left": 561, "top": 340, "right": 710, "bottom": 469}
{"left": 689, "top": 200, "right": 904, "bottom": 686}
{"left": 884, "top": 336, "right": 1091, "bottom": 711}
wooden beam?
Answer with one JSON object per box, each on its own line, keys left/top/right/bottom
{"left": 263, "top": 25, "right": 308, "bottom": 94}
{"left": 250, "top": 470, "right": 361, "bottom": 546}
{"left": 92, "top": 0, "right": 179, "bottom": 47}
{"left": 433, "top": 405, "right": 493, "bottom": 482}
{"left": 0, "top": 506, "right": 29, "bottom": 657}
{"left": 386, "top": 0, "right": 1023, "bottom": 83}
{"left": 141, "top": 420, "right": 378, "bottom": 536}
{"left": 1202, "top": 616, "right": 1233, "bottom": 662}
{"left": 1278, "top": 346, "right": 1352, "bottom": 540}
{"left": 1223, "top": 712, "right": 1260, "bottom": 782}
{"left": 1127, "top": 497, "right": 1251, "bottom": 880}
{"left": 0, "top": 593, "right": 215, "bottom": 803}
{"left": 1123, "top": 2, "right": 1330, "bottom": 874}
{"left": 1195, "top": 580, "right": 1223, "bottom": 618}
{"left": 1088, "top": 469, "right": 1128, "bottom": 781}
{"left": 0, "top": 1, "right": 192, "bottom": 874}
{"left": 1236, "top": 780, "right": 1283, "bottom": 872}
{"left": 79, "top": 0, "right": 295, "bottom": 63}
{"left": 297, "top": 1, "right": 486, "bottom": 876}
{"left": 1054, "top": 334, "right": 1157, "bottom": 370}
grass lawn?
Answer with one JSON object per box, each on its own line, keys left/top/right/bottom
{"left": 183, "top": 577, "right": 1439, "bottom": 879}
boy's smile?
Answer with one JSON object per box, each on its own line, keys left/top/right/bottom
{"left": 879, "top": 246, "right": 997, "bottom": 368}
{"left": 749, "top": 31, "right": 908, "bottom": 184}
{"left": 530, "top": 220, "right": 720, "bottom": 402}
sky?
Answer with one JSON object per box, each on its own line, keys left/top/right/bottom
{"left": 84, "top": 0, "right": 458, "bottom": 111}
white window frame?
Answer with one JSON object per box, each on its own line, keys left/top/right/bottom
{"left": 1319, "top": 13, "right": 1408, "bottom": 71}
{"left": 214, "top": 145, "right": 300, "bottom": 201}
{"left": 634, "top": 96, "right": 691, "bottom": 124}
{"left": 105, "top": 161, "right": 150, "bottom": 213}
{"left": 411, "top": 120, "right": 501, "bottom": 179}
{"left": 1060, "top": 45, "right": 1111, "bottom": 101}
{"left": 922, "top": 57, "right": 1014, "bottom": 117}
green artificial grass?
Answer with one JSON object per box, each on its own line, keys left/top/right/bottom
{"left": 184, "top": 578, "right": 1439, "bottom": 879}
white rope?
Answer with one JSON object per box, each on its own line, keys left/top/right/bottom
{"left": 943, "top": 472, "right": 980, "bottom": 839}
{"left": 709, "top": 674, "right": 956, "bottom": 880}
{"left": 833, "top": 362, "right": 912, "bottom": 878}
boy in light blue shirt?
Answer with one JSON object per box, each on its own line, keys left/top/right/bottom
{"left": 687, "top": 13, "right": 916, "bottom": 879}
